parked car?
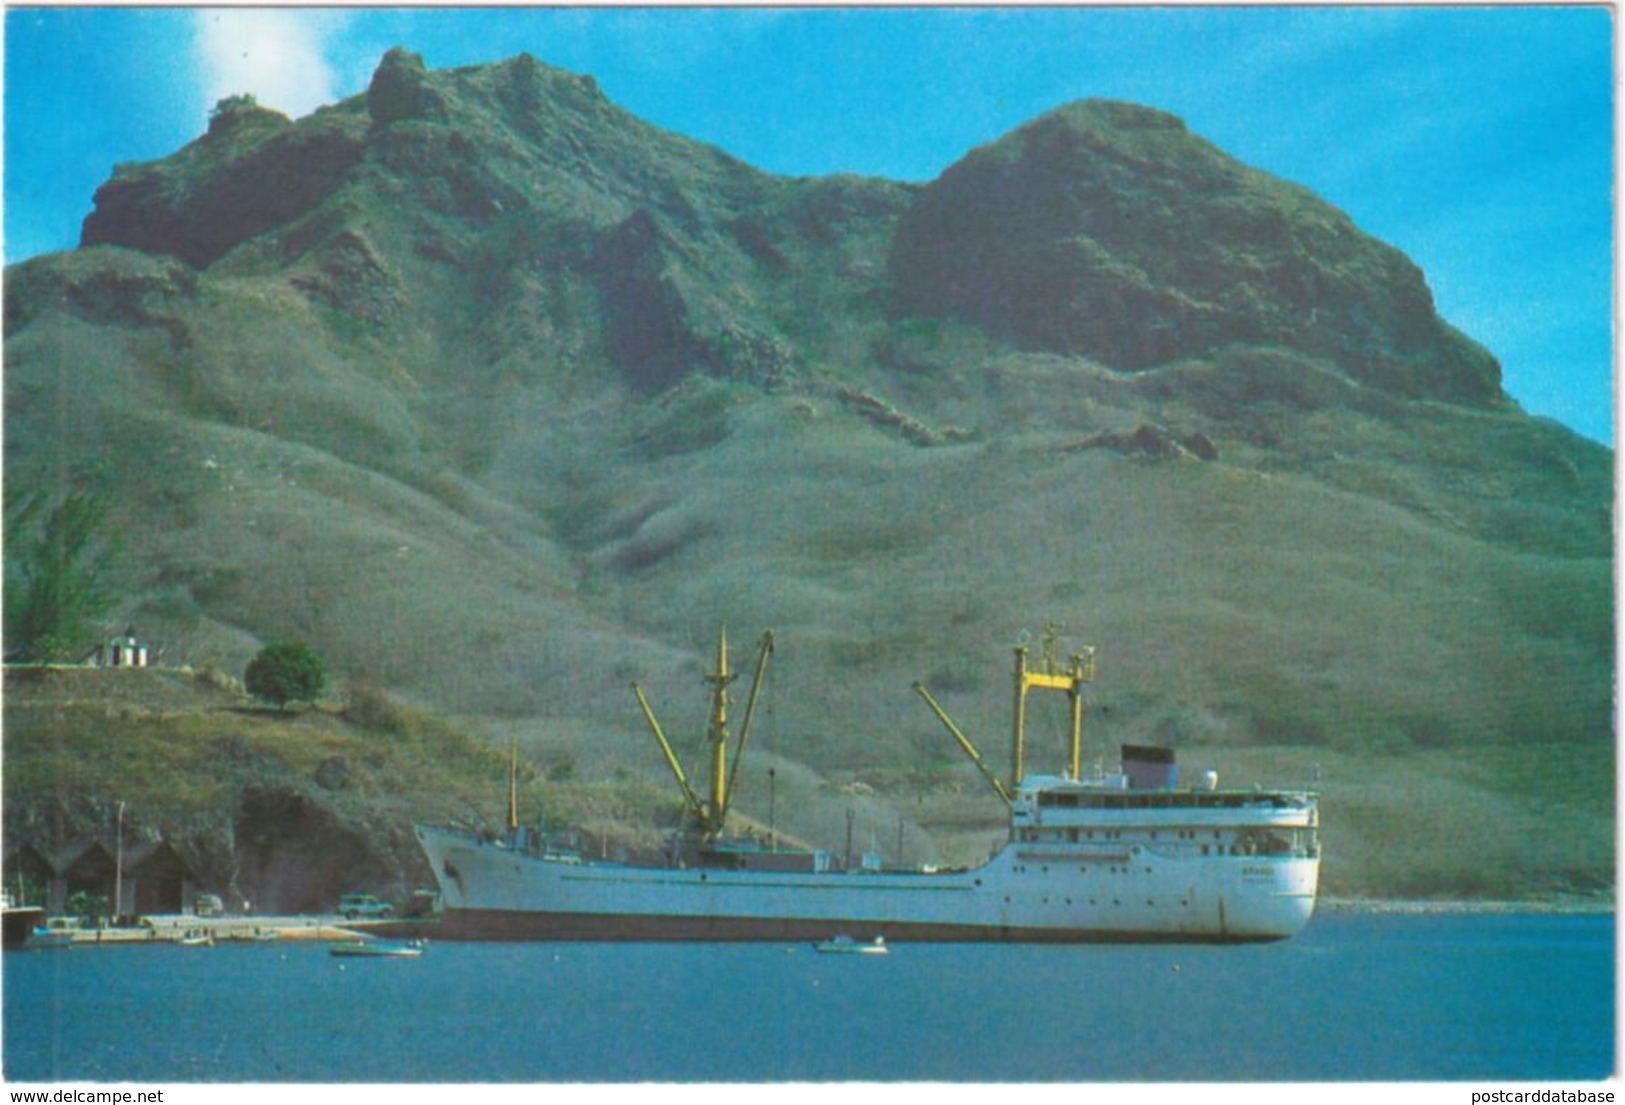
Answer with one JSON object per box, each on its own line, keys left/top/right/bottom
{"left": 338, "top": 893, "right": 394, "bottom": 920}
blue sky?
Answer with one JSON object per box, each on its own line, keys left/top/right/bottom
{"left": 4, "top": 6, "right": 1614, "bottom": 444}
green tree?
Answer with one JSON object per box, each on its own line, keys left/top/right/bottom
{"left": 4, "top": 490, "right": 121, "bottom": 661}
{"left": 245, "top": 641, "right": 327, "bottom": 708}
{"left": 64, "top": 890, "right": 108, "bottom": 926}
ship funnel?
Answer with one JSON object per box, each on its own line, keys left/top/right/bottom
{"left": 1122, "top": 744, "right": 1176, "bottom": 790}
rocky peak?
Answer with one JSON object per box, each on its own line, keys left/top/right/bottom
{"left": 891, "top": 98, "right": 1502, "bottom": 405}
{"left": 70, "top": 56, "right": 1505, "bottom": 416}
{"left": 76, "top": 49, "right": 747, "bottom": 273}
{"left": 366, "top": 46, "right": 447, "bottom": 126}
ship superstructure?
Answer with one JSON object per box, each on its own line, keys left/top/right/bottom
{"left": 415, "top": 628, "right": 1320, "bottom": 942}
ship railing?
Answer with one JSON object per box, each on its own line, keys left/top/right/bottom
{"left": 1034, "top": 787, "right": 1316, "bottom": 810}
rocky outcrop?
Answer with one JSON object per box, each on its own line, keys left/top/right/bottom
{"left": 80, "top": 103, "right": 368, "bottom": 269}
{"left": 3, "top": 247, "right": 196, "bottom": 336}
{"left": 890, "top": 100, "right": 1502, "bottom": 405}
{"left": 1058, "top": 422, "right": 1218, "bottom": 462}
{"left": 365, "top": 46, "right": 449, "bottom": 126}
{"left": 232, "top": 785, "right": 417, "bottom": 913}
{"left": 835, "top": 386, "right": 974, "bottom": 446}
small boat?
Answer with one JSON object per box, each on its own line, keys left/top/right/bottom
{"left": 329, "top": 938, "right": 425, "bottom": 959}
{"left": 174, "top": 931, "right": 214, "bottom": 947}
{"left": 3, "top": 891, "right": 46, "bottom": 948}
{"left": 815, "top": 934, "right": 888, "bottom": 955}
{"left": 22, "top": 927, "right": 73, "bottom": 951}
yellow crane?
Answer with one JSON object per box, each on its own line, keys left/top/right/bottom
{"left": 915, "top": 624, "right": 1096, "bottom": 804}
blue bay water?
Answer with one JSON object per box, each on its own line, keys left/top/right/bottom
{"left": 3, "top": 910, "right": 1613, "bottom": 1082}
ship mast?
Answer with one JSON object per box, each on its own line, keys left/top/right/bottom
{"left": 704, "top": 626, "right": 733, "bottom": 826}
{"left": 633, "top": 628, "right": 775, "bottom": 840}
{"left": 506, "top": 732, "right": 520, "bottom": 834}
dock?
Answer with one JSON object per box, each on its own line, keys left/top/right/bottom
{"left": 23, "top": 914, "right": 389, "bottom": 947}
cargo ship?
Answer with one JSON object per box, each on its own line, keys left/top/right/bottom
{"left": 414, "top": 628, "right": 1320, "bottom": 943}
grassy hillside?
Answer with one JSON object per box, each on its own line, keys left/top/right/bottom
{"left": 1, "top": 666, "right": 682, "bottom": 910}
{"left": 4, "top": 326, "right": 1612, "bottom": 901}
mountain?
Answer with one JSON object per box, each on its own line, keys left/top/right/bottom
{"left": 891, "top": 100, "right": 1499, "bottom": 402}
{"left": 4, "top": 49, "right": 1611, "bottom": 902}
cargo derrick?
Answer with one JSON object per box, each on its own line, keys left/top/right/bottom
{"left": 633, "top": 628, "right": 774, "bottom": 842}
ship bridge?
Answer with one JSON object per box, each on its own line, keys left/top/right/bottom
{"left": 1011, "top": 772, "right": 1320, "bottom": 861}
{"left": 1019, "top": 776, "right": 1317, "bottom": 817}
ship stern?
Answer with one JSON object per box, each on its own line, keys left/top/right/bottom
{"left": 1223, "top": 856, "right": 1319, "bottom": 940}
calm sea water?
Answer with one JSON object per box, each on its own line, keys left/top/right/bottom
{"left": 2, "top": 911, "right": 1613, "bottom": 1083}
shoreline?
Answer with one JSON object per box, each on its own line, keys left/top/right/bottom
{"left": 1320, "top": 896, "right": 1614, "bottom": 916}
{"left": 14, "top": 898, "right": 1613, "bottom": 949}
{"left": 15, "top": 913, "right": 386, "bottom": 947}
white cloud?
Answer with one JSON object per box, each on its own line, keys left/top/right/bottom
{"left": 192, "top": 9, "right": 349, "bottom": 121}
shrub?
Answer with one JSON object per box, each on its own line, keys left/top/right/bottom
{"left": 245, "top": 642, "right": 327, "bottom": 708}
{"left": 343, "top": 683, "right": 409, "bottom": 735}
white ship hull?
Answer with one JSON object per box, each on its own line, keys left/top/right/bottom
{"left": 416, "top": 817, "right": 1319, "bottom": 944}
{"left": 413, "top": 632, "right": 1321, "bottom": 944}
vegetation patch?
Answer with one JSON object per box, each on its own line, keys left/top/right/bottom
{"left": 634, "top": 376, "right": 743, "bottom": 458}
